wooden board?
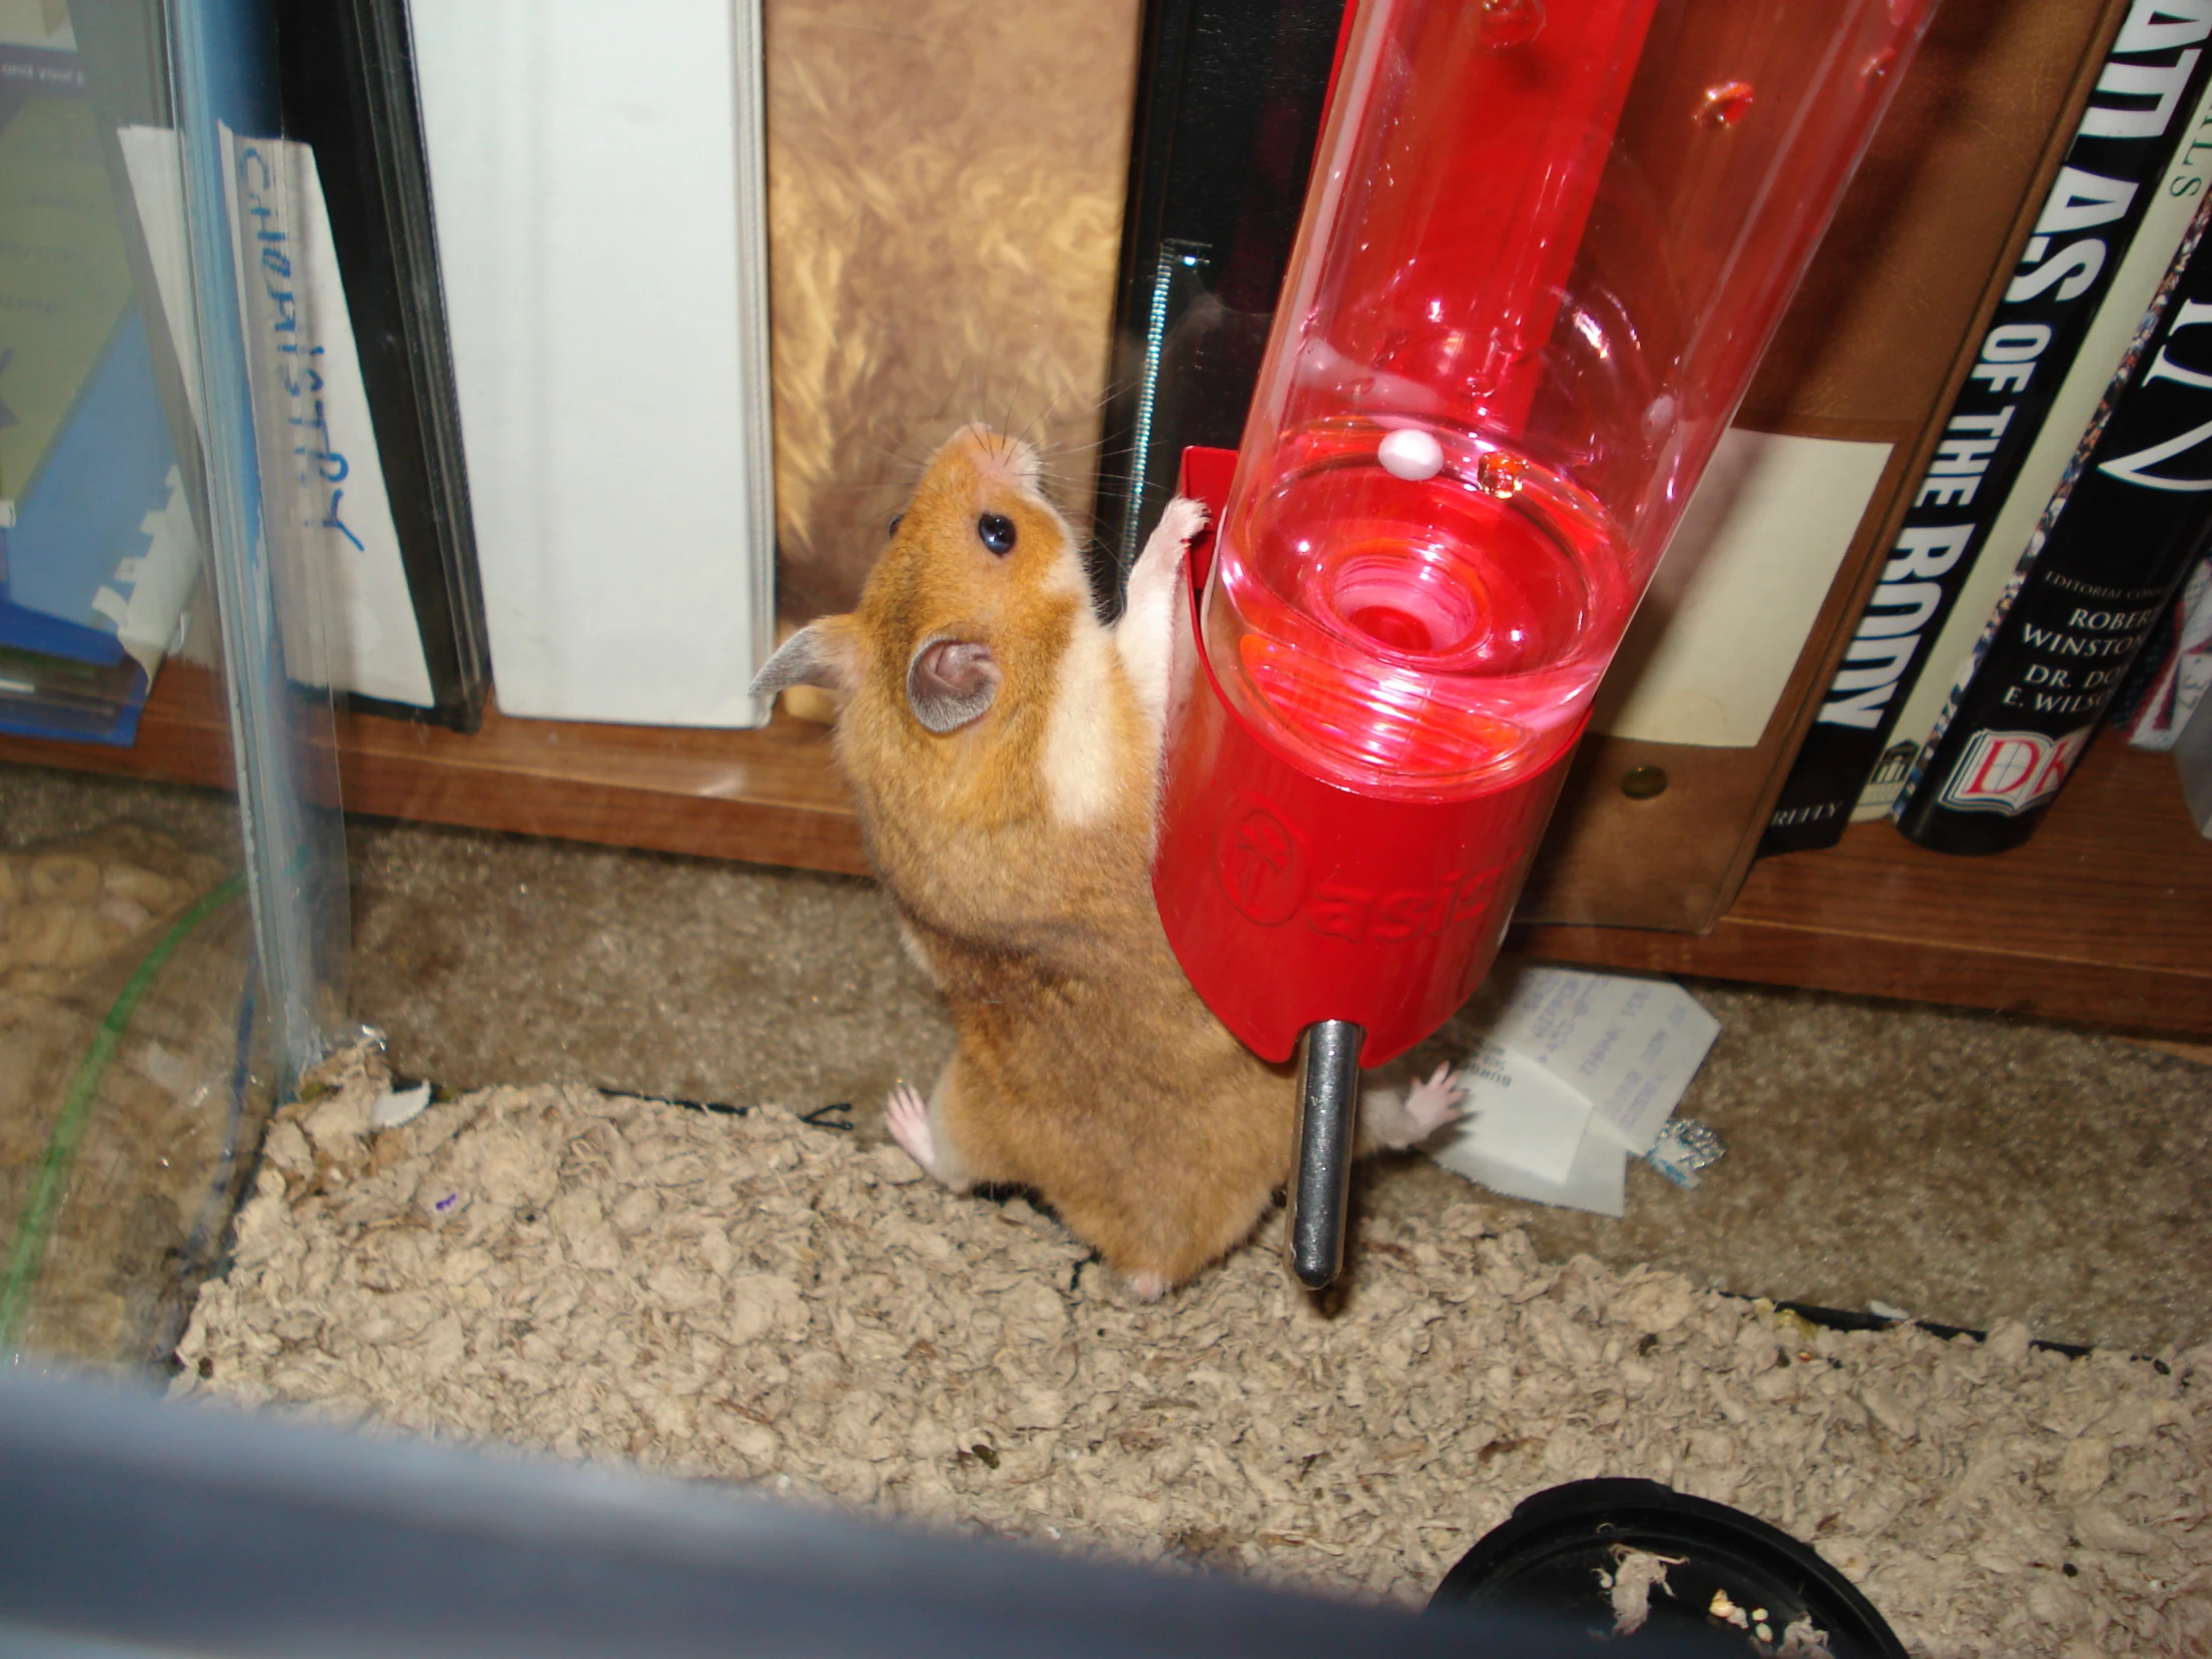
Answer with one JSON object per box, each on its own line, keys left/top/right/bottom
{"left": 4, "top": 663, "right": 2205, "bottom": 1034}
{"left": 1512, "top": 735, "right": 2212, "bottom": 1036}
{"left": 0, "top": 665, "right": 868, "bottom": 875}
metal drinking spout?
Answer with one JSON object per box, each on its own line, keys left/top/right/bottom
{"left": 1289, "top": 1019, "right": 1362, "bottom": 1289}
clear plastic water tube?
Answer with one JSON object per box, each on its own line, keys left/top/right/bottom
{"left": 1201, "top": 0, "right": 1936, "bottom": 803}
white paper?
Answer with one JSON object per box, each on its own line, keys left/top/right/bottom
{"left": 1424, "top": 961, "right": 1720, "bottom": 1216}
{"left": 113, "top": 466, "right": 203, "bottom": 680}
{"left": 1469, "top": 961, "right": 1720, "bottom": 1156}
{"left": 120, "top": 125, "right": 432, "bottom": 707}
{"left": 1439, "top": 1034, "right": 1593, "bottom": 1185}
{"left": 224, "top": 131, "right": 435, "bottom": 709}
{"left": 1592, "top": 428, "right": 1893, "bottom": 748}
{"left": 1431, "top": 1117, "right": 1630, "bottom": 1220}
{"left": 368, "top": 1081, "right": 432, "bottom": 1130}
{"left": 117, "top": 129, "right": 200, "bottom": 431}
{"left": 0, "top": 6, "right": 75, "bottom": 48}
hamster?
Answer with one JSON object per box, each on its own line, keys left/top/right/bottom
{"left": 751, "top": 424, "right": 1460, "bottom": 1298}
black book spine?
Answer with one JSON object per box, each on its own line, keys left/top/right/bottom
{"left": 1760, "top": 8, "right": 2212, "bottom": 855}
{"left": 275, "top": 0, "right": 490, "bottom": 733}
{"left": 1090, "top": 0, "right": 1347, "bottom": 614}
{"left": 1897, "top": 194, "right": 2212, "bottom": 852}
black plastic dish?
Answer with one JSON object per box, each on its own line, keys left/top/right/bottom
{"left": 1429, "top": 1478, "right": 1907, "bottom": 1657}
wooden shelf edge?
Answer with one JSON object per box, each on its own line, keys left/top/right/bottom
{"left": 1509, "top": 912, "right": 2212, "bottom": 1038}
{"left": 6, "top": 665, "right": 2205, "bottom": 1036}
{"left": 0, "top": 666, "right": 871, "bottom": 879}
{"left": 1512, "top": 737, "right": 2212, "bottom": 1038}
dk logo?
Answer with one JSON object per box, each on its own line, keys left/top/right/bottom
{"left": 1936, "top": 725, "right": 2092, "bottom": 817}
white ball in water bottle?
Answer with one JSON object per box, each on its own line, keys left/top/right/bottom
{"left": 1378, "top": 426, "right": 1444, "bottom": 482}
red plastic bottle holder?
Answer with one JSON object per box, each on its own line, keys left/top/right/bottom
{"left": 1153, "top": 447, "right": 1575, "bottom": 1069}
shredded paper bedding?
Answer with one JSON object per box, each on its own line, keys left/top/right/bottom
{"left": 175, "top": 1050, "right": 2212, "bottom": 1656}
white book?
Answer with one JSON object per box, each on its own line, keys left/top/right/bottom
{"left": 406, "top": 0, "right": 776, "bottom": 727}
{"left": 1593, "top": 427, "right": 1893, "bottom": 749}
{"left": 2123, "top": 552, "right": 2212, "bottom": 750}
{"left": 2175, "top": 659, "right": 2212, "bottom": 833}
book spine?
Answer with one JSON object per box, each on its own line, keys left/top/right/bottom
{"left": 1760, "top": 5, "right": 2212, "bottom": 855}
{"left": 2179, "top": 661, "right": 2212, "bottom": 829}
{"left": 1865, "top": 52, "right": 2212, "bottom": 824}
{"left": 1897, "top": 190, "right": 2212, "bottom": 851}
{"left": 274, "top": 0, "right": 492, "bottom": 732}
{"left": 1091, "top": 0, "right": 1348, "bottom": 587}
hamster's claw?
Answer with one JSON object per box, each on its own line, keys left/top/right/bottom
{"left": 1156, "top": 493, "right": 1209, "bottom": 548}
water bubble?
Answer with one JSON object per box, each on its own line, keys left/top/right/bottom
{"left": 1861, "top": 48, "right": 1898, "bottom": 84}
{"left": 1696, "top": 81, "right": 1756, "bottom": 129}
{"left": 1475, "top": 451, "right": 1527, "bottom": 499}
{"left": 1477, "top": 0, "right": 1543, "bottom": 50}
{"left": 1378, "top": 427, "right": 1445, "bottom": 482}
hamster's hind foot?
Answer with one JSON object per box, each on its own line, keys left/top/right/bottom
{"left": 1402, "top": 1062, "right": 1464, "bottom": 1138}
{"left": 1361, "top": 1062, "right": 1465, "bottom": 1151}
{"left": 886, "top": 1083, "right": 948, "bottom": 1183}
{"left": 1125, "top": 1270, "right": 1168, "bottom": 1303}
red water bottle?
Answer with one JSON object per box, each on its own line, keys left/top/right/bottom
{"left": 1152, "top": 0, "right": 1934, "bottom": 1284}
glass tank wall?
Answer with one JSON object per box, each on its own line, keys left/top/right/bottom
{"left": 0, "top": 7, "right": 2204, "bottom": 1653}
{"left": 0, "top": 0, "right": 349, "bottom": 1371}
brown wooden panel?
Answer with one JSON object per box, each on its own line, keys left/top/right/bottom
{"left": 1739, "top": 0, "right": 2127, "bottom": 430}
{"left": 0, "top": 666, "right": 238, "bottom": 794}
{"left": 1520, "top": 437, "right": 1931, "bottom": 932}
{"left": 7, "top": 669, "right": 2201, "bottom": 1033}
{"left": 1515, "top": 918, "right": 2207, "bottom": 1035}
{"left": 1523, "top": 0, "right": 2123, "bottom": 933}
{"left": 1515, "top": 738, "right": 2212, "bottom": 1036}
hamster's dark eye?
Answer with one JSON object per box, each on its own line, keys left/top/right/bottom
{"left": 887, "top": 513, "right": 903, "bottom": 536}
{"left": 976, "top": 512, "right": 1017, "bottom": 555}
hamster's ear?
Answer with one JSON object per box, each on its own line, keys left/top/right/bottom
{"left": 906, "top": 637, "right": 1000, "bottom": 733}
{"left": 750, "top": 617, "right": 858, "bottom": 701}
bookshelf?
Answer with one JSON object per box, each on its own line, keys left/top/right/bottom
{"left": 3, "top": 662, "right": 2205, "bottom": 1037}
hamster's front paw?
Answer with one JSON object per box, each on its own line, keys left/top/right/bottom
{"left": 1119, "top": 496, "right": 1212, "bottom": 729}
{"left": 1154, "top": 493, "right": 1209, "bottom": 550}
{"left": 1128, "top": 496, "right": 1205, "bottom": 603}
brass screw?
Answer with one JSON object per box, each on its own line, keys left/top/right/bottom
{"left": 1621, "top": 766, "right": 1669, "bottom": 800}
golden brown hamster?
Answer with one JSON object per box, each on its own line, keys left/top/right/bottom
{"left": 752, "top": 425, "right": 1459, "bottom": 1297}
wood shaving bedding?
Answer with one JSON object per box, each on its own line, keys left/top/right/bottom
{"left": 174, "top": 1049, "right": 2212, "bottom": 1657}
